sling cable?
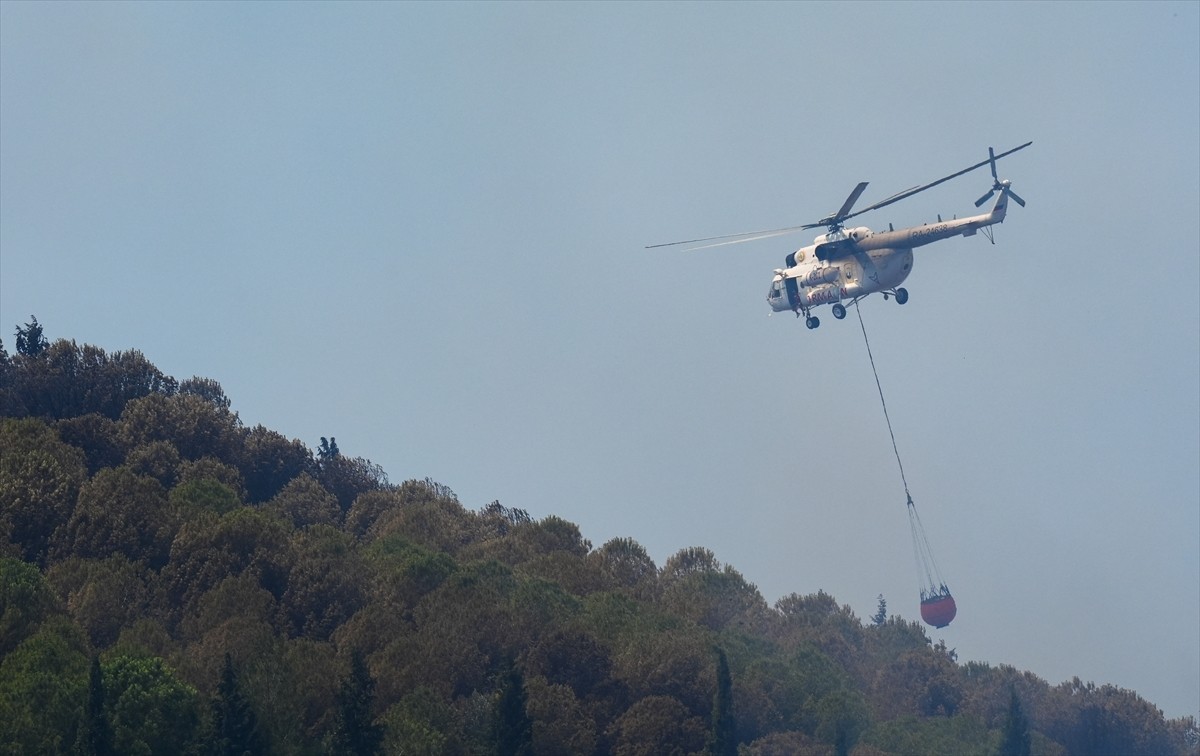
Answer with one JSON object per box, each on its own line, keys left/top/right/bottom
{"left": 855, "top": 302, "right": 956, "bottom": 628}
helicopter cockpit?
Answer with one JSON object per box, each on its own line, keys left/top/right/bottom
{"left": 766, "top": 273, "right": 792, "bottom": 312}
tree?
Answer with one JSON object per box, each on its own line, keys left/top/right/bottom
{"left": 55, "top": 414, "right": 125, "bottom": 474}
{"left": 7, "top": 341, "right": 175, "bottom": 421}
{"left": 210, "top": 653, "right": 267, "bottom": 755}
{"left": 524, "top": 677, "right": 598, "bottom": 755}
{"left": 0, "top": 617, "right": 90, "bottom": 753}
{"left": 47, "top": 555, "right": 150, "bottom": 649}
{"left": 319, "top": 436, "right": 340, "bottom": 460}
{"left": 815, "top": 689, "right": 869, "bottom": 756}
{"left": 239, "top": 426, "right": 313, "bottom": 503}
{"left": 0, "top": 556, "right": 62, "bottom": 656}
{"left": 52, "top": 466, "right": 175, "bottom": 568}
{"left": 591, "top": 536, "right": 657, "bottom": 597}
{"left": 73, "top": 656, "right": 114, "bottom": 756}
{"left": 998, "top": 687, "right": 1031, "bottom": 756}
{"left": 494, "top": 664, "right": 533, "bottom": 756}
{"left": 119, "top": 393, "right": 241, "bottom": 464}
{"left": 872, "top": 594, "right": 887, "bottom": 626}
{"left": 328, "top": 650, "right": 383, "bottom": 755}
{"left": 179, "top": 376, "right": 231, "bottom": 410}
{"left": 266, "top": 473, "right": 340, "bottom": 530}
{"left": 160, "top": 507, "right": 294, "bottom": 627}
{"left": 0, "top": 417, "right": 88, "bottom": 566}
{"left": 102, "top": 655, "right": 199, "bottom": 755}
{"left": 15, "top": 316, "right": 48, "bottom": 356}
{"left": 281, "top": 526, "right": 366, "bottom": 640}
{"left": 608, "top": 695, "right": 707, "bottom": 756}
{"left": 708, "top": 647, "right": 737, "bottom": 756}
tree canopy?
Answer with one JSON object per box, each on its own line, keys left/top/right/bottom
{"left": 1, "top": 328, "right": 1196, "bottom": 755}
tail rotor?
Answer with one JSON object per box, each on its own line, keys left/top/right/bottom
{"left": 974, "top": 146, "right": 1027, "bottom": 208}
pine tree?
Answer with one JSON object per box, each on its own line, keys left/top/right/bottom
{"left": 708, "top": 646, "right": 737, "bottom": 756}
{"left": 998, "top": 687, "right": 1032, "bottom": 756}
{"left": 210, "top": 653, "right": 266, "bottom": 756}
{"left": 328, "top": 650, "right": 383, "bottom": 756}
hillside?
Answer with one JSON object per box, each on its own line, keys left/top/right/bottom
{"left": 1, "top": 323, "right": 1196, "bottom": 755}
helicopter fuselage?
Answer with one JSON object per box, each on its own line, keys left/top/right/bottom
{"left": 767, "top": 189, "right": 1008, "bottom": 318}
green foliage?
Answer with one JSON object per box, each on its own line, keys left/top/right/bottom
{"left": 608, "top": 694, "right": 707, "bottom": 756}
{"left": 160, "top": 507, "right": 293, "bottom": 627}
{"left": 815, "top": 689, "right": 869, "bottom": 756}
{"left": 709, "top": 646, "right": 737, "bottom": 756}
{"left": 7, "top": 340, "right": 174, "bottom": 421}
{"left": 265, "top": 472, "right": 340, "bottom": 529}
{"left": 327, "top": 650, "right": 383, "bottom": 755}
{"left": 525, "top": 676, "right": 598, "bottom": 754}
{"left": 239, "top": 425, "right": 313, "bottom": 503}
{"left": 1, "top": 331, "right": 1194, "bottom": 756}
{"left": 0, "top": 616, "right": 89, "bottom": 754}
{"left": 47, "top": 556, "right": 150, "bottom": 648}
{"left": 493, "top": 664, "right": 533, "bottom": 756}
{"left": 209, "top": 653, "right": 267, "bottom": 756}
{"left": 0, "top": 417, "right": 88, "bottom": 565}
{"left": 52, "top": 466, "right": 175, "bottom": 568}
{"left": 999, "top": 687, "right": 1032, "bottom": 756}
{"left": 860, "top": 713, "right": 994, "bottom": 756}
{"left": 872, "top": 594, "right": 887, "bottom": 626}
{"left": 0, "top": 556, "right": 61, "bottom": 656}
{"left": 119, "top": 393, "right": 240, "bottom": 464}
{"left": 74, "top": 656, "right": 114, "bottom": 756}
{"left": 379, "top": 687, "right": 457, "bottom": 755}
{"left": 170, "top": 477, "right": 242, "bottom": 518}
{"left": 15, "top": 316, "right": 48, "bottom": 357}
{"left": 102, "top": 654, "right": 200, "bottom": 755}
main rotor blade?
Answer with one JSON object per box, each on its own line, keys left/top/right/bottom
{"left": 645, "top": 224, "right": 808, "bottom": 250}
{"left": 841, "top": 141, "right": 1032, "bottom": 223}
{"left": 831, "top": 182, "right": 869, "bottom": 222}
{"left": 675, "top": 228, "right": 807, "bottom": 251}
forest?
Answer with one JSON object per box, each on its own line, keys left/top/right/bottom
{"left": 1, "top": 318, "right": 1196, "bottom": 755}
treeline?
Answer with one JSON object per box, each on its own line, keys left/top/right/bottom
{"left": 0, "top": 320, "right": 1196, "bottom": 755}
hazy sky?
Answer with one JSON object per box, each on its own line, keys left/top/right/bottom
{"left": 2, "top": 1, "right": 1197, "bottom": 720}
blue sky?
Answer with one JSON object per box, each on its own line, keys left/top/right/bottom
{"left": 2, "top": 1, "right": 1197, "bottom": 720}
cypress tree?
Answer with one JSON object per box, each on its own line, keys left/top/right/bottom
{"left": 73, "top": 656, "right": 113, "bottom": 756}
{"left": 493, "top": 664, "right": 533, "bottom": 756}
{"left": 329, "top": 650, "right": 383, "bottom": 756}
{"left": 708, "top": 646, "right": 737, "bottom": 756}
{"left": 998, "top": 687, "right": 1032, "bottom": 756}
{"left": 210, "top": 653, "right": 266, "bottom": 756}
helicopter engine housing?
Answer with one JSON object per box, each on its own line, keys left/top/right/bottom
{"left": 797, "top": 266, "right": 840, "bottom": 288}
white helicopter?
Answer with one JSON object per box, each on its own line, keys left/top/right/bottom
{"left": 649, "top": 142, "right": 1031, "bottom": 329}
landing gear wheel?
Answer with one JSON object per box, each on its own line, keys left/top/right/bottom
{"left": 895, "top": 288, "right": 909, "bottom": 305}
{"left": 832, "top": 303, "right": 847, "bottom": 320}
{"left": 805, "top": 316, "right": 820, "bottom": 330}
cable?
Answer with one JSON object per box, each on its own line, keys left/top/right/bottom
{"left": 855, "top": 301, "right": 948, "bottom": 599}
{"left": 854, "top": 300, "right": 910, "bottom": 499}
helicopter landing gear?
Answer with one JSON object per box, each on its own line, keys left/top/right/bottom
{"left": 895, "top": 287, "right": 909, "bottom": 305}
{"left": 831, "top": 303, "right": 847, "bottom": 320}
{"left": 805, "top": 316, "right": 820, "bottom": 329}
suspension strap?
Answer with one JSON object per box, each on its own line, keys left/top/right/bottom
{"left": 855, "top": 301, "right": 911, "bottom": 501}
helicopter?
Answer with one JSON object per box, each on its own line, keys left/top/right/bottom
{"left": 648, "top": 142, "right": 1032, "bottom": 329}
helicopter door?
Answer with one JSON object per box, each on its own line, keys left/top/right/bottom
{"left": 784, "top": 277, "right": 800, "bottom": 308}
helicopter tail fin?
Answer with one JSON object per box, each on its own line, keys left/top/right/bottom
{"left": 988, "top": 184, "right": 1010, "bottom": 223}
